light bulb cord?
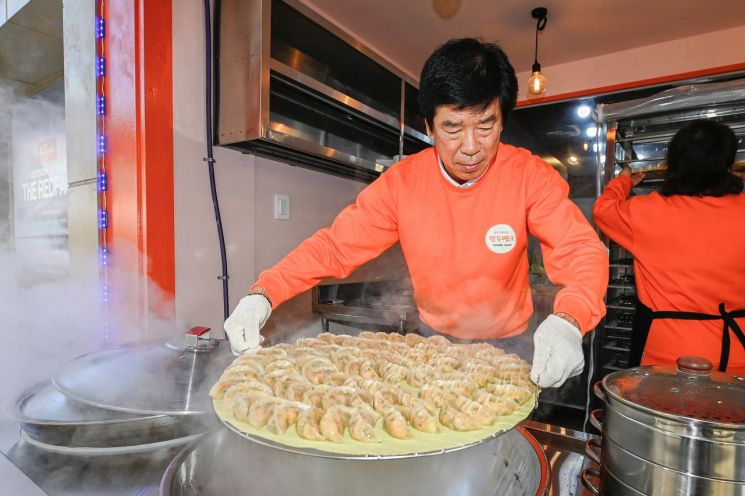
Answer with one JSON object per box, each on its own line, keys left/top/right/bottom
{"left": 533, "top": 10, "right": 547, "bottom": 68}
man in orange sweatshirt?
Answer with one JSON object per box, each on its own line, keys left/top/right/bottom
{"left": 226, "top": 38, "right": 608, "bottom": 388}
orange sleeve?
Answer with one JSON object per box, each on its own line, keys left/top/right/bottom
{"left": 592, "top": 174, "right": 634, "bottom": 252}
{"left": 526, "top": 159, "right": 609, "bottom": 333}
{"left": 253, "top": 169, "right": 400, "bottom": 308}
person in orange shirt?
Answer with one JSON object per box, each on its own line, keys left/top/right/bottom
{"left": 594, "top": 120, "right": 745, "bottom": 375}
{"left": 225, "top": 38, "right": 609, "bottom": 388}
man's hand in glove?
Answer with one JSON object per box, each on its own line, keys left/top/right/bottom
{"left": 224, "top": 293, "right": 271, "bottom": 356}
{"left": 530, "top": 313, "right": 585, "bottom": 388}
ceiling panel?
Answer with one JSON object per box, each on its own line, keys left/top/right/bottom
{"left": 0, "top": 0, "right": 62, "bottom": 94}
{"left": 9, "top": 0, "right": 63, "bottom": 39}
{"left": 300, "top": 0, "right": 745, "bottom": 80}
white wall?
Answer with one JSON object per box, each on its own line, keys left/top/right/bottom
{"left": 517, "top": 24, "right": 745, "bottom": 101}
{"left": 64, "top": 0, "right": 97, "bottom": 290}
{"left": 173, "top": 0, "right": 367, "bottom": 338}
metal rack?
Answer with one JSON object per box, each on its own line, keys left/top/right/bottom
{"left": 594, "top": 78, "right": 745, "bottom": 376}
{"left": 601, "top": 243, "right": 636, "bottom": 372}
{"left": 311, "top": 280, "right": 419, "bottom": 334}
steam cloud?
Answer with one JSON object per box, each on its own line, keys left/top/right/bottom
{"left": 0, "top": 81, "right": 185, "bottom": 427}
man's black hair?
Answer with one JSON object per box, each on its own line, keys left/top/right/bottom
{"left": 661, "top": 119, "right": 742, "bottom": 197}
{"left": 418, "top": 38, "right": 518, "bottom": 128}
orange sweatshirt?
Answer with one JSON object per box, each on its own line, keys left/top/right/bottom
{"left": 593, "top": 174, "right": 745, "bottom": 375}
{"left": 255, "top": 145, "right": 608, "bottom": 339}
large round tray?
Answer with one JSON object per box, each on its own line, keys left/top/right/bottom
{"left": 213, "top": 389, "right": 537, "bottom": 458}
{"left": 161, "top": 425, "right": 550, "bottom": 496}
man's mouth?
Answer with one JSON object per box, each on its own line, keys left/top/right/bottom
{"left": 459, "top": 162, "right": 482, "bottom": 173}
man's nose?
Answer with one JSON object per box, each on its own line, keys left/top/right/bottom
{"left": 460, "top": 130, "right": 479, "bottom": 155}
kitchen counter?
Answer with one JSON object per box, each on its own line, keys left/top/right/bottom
{"left": 0, "top": 416, "right": 597, "bottom": 495}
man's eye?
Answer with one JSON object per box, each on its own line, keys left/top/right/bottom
{"left": 478, "top": 127, "right": 493, "bottom": 132}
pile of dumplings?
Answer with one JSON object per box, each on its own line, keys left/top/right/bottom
{"left": 210, "top": 331, "right": 536, "bottom": 444}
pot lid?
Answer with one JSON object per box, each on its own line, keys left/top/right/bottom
{"left": 12, "top": 381, "right": 156, "bottom": 425}
{"left": 53, "top": 332, "right": 234, "bottom": 416}
{"left": 603, "top": 356, "right": 745, "bottom": 424}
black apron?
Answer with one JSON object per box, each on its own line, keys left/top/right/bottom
{"left": 629, "top": 301, "right": 745, "bottom": 371}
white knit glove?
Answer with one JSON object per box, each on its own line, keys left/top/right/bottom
{"left": 224, "top": 294, "right": 271, "bottom": 356}
{"left": 530, "top": 314, "right": 585, "bottom": 388}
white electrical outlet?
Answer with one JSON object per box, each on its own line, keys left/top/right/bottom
{"left": 274, "top": 194, "right": 290, "bottom": 220}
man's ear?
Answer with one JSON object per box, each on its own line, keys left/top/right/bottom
{"left": 425, "top": 120, "right": 434, "bottom": 141}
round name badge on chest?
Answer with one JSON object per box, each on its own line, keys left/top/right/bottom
{"left": 485, "top": 224, "right": 517, "bottom": 254}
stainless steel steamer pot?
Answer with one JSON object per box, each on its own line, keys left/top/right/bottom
{"left": 161, "top": 425, "right": 551, "bottom": 496}
{"left": 8, "top": 330, "right": 227, "bottom": 453}
{"left": 581, "top": 356, "right": 745, "bottom": 495}
{"left": 12, "top": 381, "right": 210, "bottom": 449}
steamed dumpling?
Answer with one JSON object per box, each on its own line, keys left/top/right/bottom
{"left": 296, "top": 407, "right": 325, "bottom": 441}
{"left": 348, "top": 412, "right": 381, "bottom": 443}
{"left": 382, "top": 409, "right": 412, "bottom": 439}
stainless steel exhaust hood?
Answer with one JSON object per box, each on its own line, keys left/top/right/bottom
{"left": 217, "top": 0, "right": 432, "bottom": 182}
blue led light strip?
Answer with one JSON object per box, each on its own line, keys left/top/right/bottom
{"left": 96, "top": 0, "right": 110, "bottom": 337}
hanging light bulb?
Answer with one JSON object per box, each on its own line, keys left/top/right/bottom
{"left": 527, "top": 7, "right": 548, "bottom": 96}
{"left": 528, "top": 62, "right": 546, "bottom": 96}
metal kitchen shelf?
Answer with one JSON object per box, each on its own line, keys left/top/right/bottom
{"left": 603, "top": 365, "right": 624, "bottom": 371}
{"left": 604, "top": 337, "right": 632, "bottom": 347}
{"left": 614, "top": 120, "right": 745, "bottom": 144}
{"left": 605, "top": 324, "right": 632, "bottom": 332}
{"left": 614, "top": 157, "right": 664, "bottom": 165}
{"left": 609, "top": 263, "right": 633, "bottom": 269}
{"left": 634, "top": 178, "right": 664, "bottom": 184}
{"left": 603, "top": 344, "right": 630, "bottom": 352}
{"left": 607, "top": 296, "right": 635, "bottom": 307}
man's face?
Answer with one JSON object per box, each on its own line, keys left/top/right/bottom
{"left": 427, "top": 100, "right": 503, "bottom": 184}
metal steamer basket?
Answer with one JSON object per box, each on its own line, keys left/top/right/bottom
{"left": 161, "top": 423, "right": 551, "bottom": 496}
{"left": 9, "top": 328, "right": 228, "bottom": 454}
{"left": 582, "top": 356, "right": 745, "bottom": 495}
{"left": 11, "top": 381, "right": 208, "bottom": 452}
